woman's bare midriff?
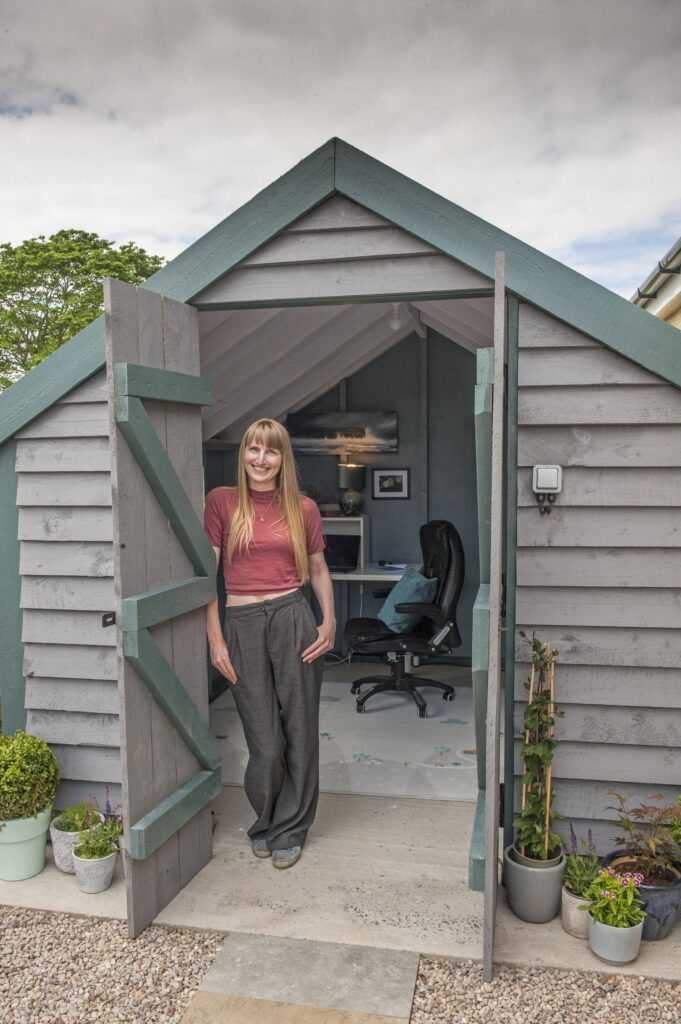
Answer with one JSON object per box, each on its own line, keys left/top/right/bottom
{"left": 226, "top": 587, "right": 299, "bottom": 606}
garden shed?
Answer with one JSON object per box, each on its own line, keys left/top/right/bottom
{"left": 0, "top": 139, "right": 679, "bottom": 967}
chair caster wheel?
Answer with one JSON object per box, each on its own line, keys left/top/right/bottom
{"left": 356, "top": 703, "right": 365, "bottom": 713}
{"left": 443, "top": 692, "right": 455, "bottom": 701}
{"left": 417, "top": 709, "right": 427, "bottom": 718}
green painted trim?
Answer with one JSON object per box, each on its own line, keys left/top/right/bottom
{"left": 475, "top": 349, "right": 493, "bottom": 585}
{"left": 472, "top": 586, "right": 490, "bottom": 792}
{"left": 4, "top": 136, "right": 678, "bottom": 446}
{"left": 0, "top": 318, "right": 106, "bottom": 446}
{"left": 129, "top": 768, "right": 221, "bottom": 860}
{"left": 503, "top": 297, "right": 519, "bottom": 851}
{"left": 121, "top": 575, "right": 216, "bottom": 632}
{"left": 115, "top": 395, "right": 215, "bottom": 576}
{"left": 468, "top": 788, "right": 486, "bottom": 892}
{"left": 476, "top": 347, "right": 494, "bottom": 386}
{"left": 124, "top": 628, "right": 221, "bottom": 771}
{"left": 115, "top": 363, "right": 212, "bottom": 406}
{"left": 0, "top": 442, "right": 25, "bottom": 734}
{"left": 334, "top": 138, "right": 681, "bottom": 388}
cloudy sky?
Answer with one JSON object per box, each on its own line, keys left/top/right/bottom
{"left": 1, "top": 0, "right": 679, "bottom": 296}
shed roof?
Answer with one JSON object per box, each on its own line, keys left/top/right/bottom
{"left": 1, "top": 137, "right": 679, "bottom": 445}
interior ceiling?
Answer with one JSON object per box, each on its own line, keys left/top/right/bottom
{"left": 198, "top": 297, "right": 494, "bottom": 443}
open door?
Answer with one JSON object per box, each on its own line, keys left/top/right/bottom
{"left": 105, "top": 279, "right": 220, "bottom": 937}
{"left": 482, "top": 254, "right": 508, "bottom": 980}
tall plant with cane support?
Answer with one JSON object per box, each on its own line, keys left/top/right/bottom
{"left": 514, "top": 633, "right": 563, "bottom": 860}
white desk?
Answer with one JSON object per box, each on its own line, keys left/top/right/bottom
{"left": 329, "top": 563, "right": 414, "bottom": 582}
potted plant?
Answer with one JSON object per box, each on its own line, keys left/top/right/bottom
{"left": 602, "top": 790, "right": 681, "bottom": 941}
{"left": 561, "top": 824, "right": 600, "bottom": 938}
{"left": 0, "top": 730, "right": 59, "bottom": 881}
{"left": 503, "top": 634, "right": 566, "bottom": 923}
{"left": 49, "top": 800, "right": 102, "bottom": 874}
{"left": 580, "top": 867, "right": 646, "bottom": 964}
{"left": 72, "top": 819, "right": 120, "bottom": 893}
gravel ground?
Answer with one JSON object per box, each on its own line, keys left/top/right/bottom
{"left": 412, "top": 957, "right": 681, "bottom": 1024}
{"left": 0, "top": 906, "right": 223, "bottom": 1023}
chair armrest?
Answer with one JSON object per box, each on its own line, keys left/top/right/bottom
{"left": 394, "top": 602, "right": 447, "bottom": 627}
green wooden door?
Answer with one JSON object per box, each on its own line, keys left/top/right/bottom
{"left": 105, "top": 278, "right": 220, "bottom": 937}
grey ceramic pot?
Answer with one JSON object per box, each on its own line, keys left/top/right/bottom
{"left": 72, "top": 847, "right": 117, "bottom": 894}
{"left": 601, "top": 851, "right": 681, "bottom": 941}
{"left": 503, "top": 844, "right": 566, "bottom": 923}
{"left": 588, "top": 914, "right": 643, "bottom": 965}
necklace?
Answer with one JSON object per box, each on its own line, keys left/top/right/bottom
{"left": 254, "top": 492, "right": 279, "bottom": 523}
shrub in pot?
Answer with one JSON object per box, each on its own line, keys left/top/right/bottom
{"left": 504, "top": 634, "right": 566, "bottom": 923}
{"left": 561, "top": 824, "right": 600, "bottom": 938}
{"left": 580, "top": 866, "right": 646, "bottom": 965}
{"left": 50, "top": 800, "right": 102, "bottom": 874}
{"left": 0, "top": 730, "right": 60, "bottom": 881}
{"left": 602, "top": 790, "right": 681, "bottom": 941}
{"left": 72, "top": 820, "right": 119, "bottom": 894}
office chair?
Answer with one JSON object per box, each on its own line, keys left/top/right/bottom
{"left": 342, "top": 520, "right": 465, "bottom": 717}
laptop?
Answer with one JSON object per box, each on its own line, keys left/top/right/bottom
{"left": 324, "top": 534, "right": 361, "bottom": 573}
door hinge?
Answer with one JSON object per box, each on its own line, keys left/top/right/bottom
{"left": 499, "top": 782, "right": 505, "bottom": 828}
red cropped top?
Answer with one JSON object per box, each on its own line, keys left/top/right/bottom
{"left": 203, "top": 486, "right": 325, "bottom": 594}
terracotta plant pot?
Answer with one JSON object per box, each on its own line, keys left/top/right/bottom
{"left": 503, "top": 844, "right": 566, "bottom": 923}
{"left": 588, "top": 913, "right": 643, "bottom": 965}
{"left": 602, "top": 851, "right": 681, "bottom": 941}
{"left": 561, "top": 886, "right": 590, "bottom": 939}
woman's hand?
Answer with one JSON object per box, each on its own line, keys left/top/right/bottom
{"left": 209, "top": 638, "right": 237, "bottom": 684}
{"left": 302, "top": 619, "right": 336, "bottom": 664}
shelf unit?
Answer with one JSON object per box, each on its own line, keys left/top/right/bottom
{"left": 321, "top": 515, "right": 368, "bottom": 569}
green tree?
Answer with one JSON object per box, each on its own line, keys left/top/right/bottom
{"left": 0, "top": 229, "right": 165, "bottom": 389}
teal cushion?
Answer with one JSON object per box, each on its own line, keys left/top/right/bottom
{"left": 377, "top": 568, "right": 438, "bottom": 633}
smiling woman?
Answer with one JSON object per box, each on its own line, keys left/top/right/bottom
{"left": 203, "top": 418, "right": 336, "bottom": 870}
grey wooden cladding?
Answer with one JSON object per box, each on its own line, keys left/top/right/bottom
{"left": 518, "top": 346, "right": 661, "bottom": 387}
{"left": 25, "top": 678, "right": 119, "bottom": 714}
{"left": 196, "top": 254, "right": 490, "bottom": 306}
{"left": 514, "top": 664, "right": 679, "bottom": 708}
{"left": 16, "top": 472, "right": 112, "bottom": 506}
{"left": 57, "top": 780, "right": 122, "bottom": 811}
{"left": 21, "top": 576, "right": 114, "bottom": 610}
{"left": 516, "top": 547, "right": 681, "bottom": 587}
{"left": 18, "top": 508, "right": 113, "bottom": 542}
{"left": 22, "top": 609, "right": 116, "bottom": 646}
{"left": 514, "top": 740, "right": 681, "bottom": 786}
{"left": 518, "top": 424, "right": 681, "bottom": 467}
{"left": 551, "top": 779, "right": 680, "bottom": 821}
{"left": 513, "top": 704, "right": 681, "bottom": 747}
{"left": 517, "top": 467, "right": 681, "bottom": 507}
{"left": 516, "top": 507, "right": 681, "bottom": 547}
{"left": 24, "top": 642, "right": 117, "bottom": 680}
{"left": 19, "top": 541, "right": 114, "bottom": 576}
{"left": 15, "top": 402, "right": 109, "bottom": 438}
{"left": 516, "top": 586, "right": 681, "bottom": 628}
{"left": 15, "top": 437, "right": 111, "bottom": 472}
{"left": 241, "top": 226, "right": 436, "bottom": 266}
{"left": 26, "top": 709, "right": 119, "bottom": 746}
{"left": 518, "top": 385, "right": 681, "bottom": 424}
{"left": 282, "top": 194, "right": 389, "bottom": 231}
{"left": 50, "top": 743, "right": 121, "bottom": 783}
{"left": 515, "top": 624, "right": 681, "bottom": 668}
{"left": 514, "top": 301, "right": 681, "bottom": 852}
{"left": 57, "top": 371, "right": 107, "bottom": 403}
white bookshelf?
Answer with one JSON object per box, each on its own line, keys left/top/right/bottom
{"left": 321, "top": 515, "right": 368, "bottom": 569}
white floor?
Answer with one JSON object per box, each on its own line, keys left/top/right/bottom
{"left": 209, "top": 662, "right": 479, "bottom": 802}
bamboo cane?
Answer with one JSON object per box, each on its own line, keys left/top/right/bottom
{"left": 543, "top": 643, "right": 555, "bottom": 859}
{"left": 520, "top": 659, "right": 536, "bottom": 819}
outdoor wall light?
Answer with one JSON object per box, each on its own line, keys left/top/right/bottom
{"left": 532, "top": 464, "right": 562, "bottom": 515}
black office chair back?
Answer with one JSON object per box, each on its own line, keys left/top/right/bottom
{"left": 419, "top": 520, "right": 465, "bottom": 647}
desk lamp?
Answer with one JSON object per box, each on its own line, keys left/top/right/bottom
{"left": 338, "top": 462, "right": 366, "bottom": 516}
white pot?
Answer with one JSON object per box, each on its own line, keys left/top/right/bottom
{"left": 561, "top": 886, "right": 590, "bottom": 939}
{"left": 588, "top": 914, "right": 643, "bottom": 965}
{"left": 72, "top": 847, "right": 117, "bottom": 894}
{"left": 50, "top": 813, "right": 104, "bottom": 874}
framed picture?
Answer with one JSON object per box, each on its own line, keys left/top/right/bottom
{"left": 286, "top": 411, "right": 398, "bottom": 455}
{"left": 372, "top": 468, "right": 410, "bottom": 499}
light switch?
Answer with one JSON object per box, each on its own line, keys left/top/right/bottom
{"left": 532, "top": 465, "right": 562, "bottom": 493}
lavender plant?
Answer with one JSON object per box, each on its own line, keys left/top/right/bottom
{"left": 563, "top": 824, "right": 600, "bottom": 897}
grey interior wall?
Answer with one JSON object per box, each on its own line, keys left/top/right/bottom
{"left": 204, "top": 329, "right": 478, "bottom": 659}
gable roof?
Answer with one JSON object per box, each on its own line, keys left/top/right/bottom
{"left": 1, "top": 137, "right": 679, "bottom": 444}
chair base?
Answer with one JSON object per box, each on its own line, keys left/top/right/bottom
{"left": 350, "top": 658, "right": 455, "bottom": 718}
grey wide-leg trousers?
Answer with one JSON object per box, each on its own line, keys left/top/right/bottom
{"left": 223, "top": 588, "right": 323, "bottom": 852}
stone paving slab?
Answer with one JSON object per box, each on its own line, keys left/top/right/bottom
{"left": 197, "top": 932, "right": 418, "bottom": 1020}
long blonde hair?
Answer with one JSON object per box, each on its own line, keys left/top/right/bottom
{"left": 227, "top": 419, "right": 309, "bottom": 582}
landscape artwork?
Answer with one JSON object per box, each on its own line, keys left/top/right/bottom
{"left": 286, "top": 412, "right": 398, "bottom": 454}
